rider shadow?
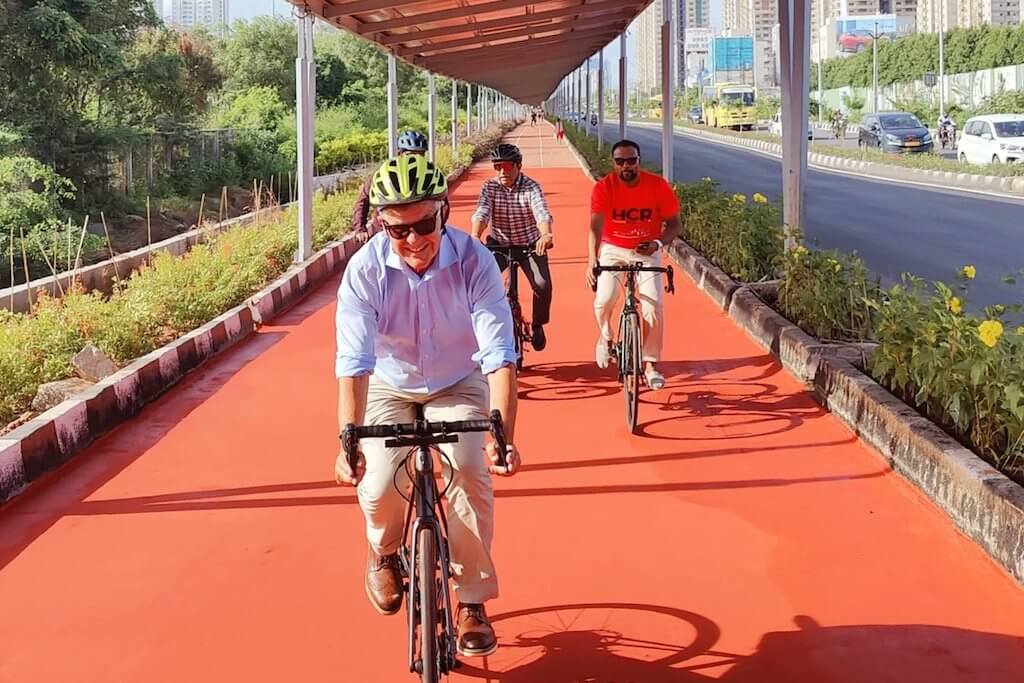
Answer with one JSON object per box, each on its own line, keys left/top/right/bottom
{"left": 458, "top": 607, "right": 1024, "bottom": 682}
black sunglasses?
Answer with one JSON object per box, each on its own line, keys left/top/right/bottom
{"left": 613, "top": 156, "right": 640, "bottom": 166}
{"left": 381, "top": 209, "right": 440, "bottom": 240}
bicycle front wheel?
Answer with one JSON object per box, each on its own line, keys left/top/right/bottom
{"left": 416, "top": 527, "right": 440, "bottom": 683}
{"left": 620, "top": 311, "right": 642, "bottom": 433}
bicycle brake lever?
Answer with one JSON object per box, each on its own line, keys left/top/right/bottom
{"left": 489, "top": 409, "right": 508, "bottom": 468}
{"left": 341, "top": 424, "right": 359, "bottom": 471}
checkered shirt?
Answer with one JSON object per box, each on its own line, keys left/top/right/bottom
{"left": 471, "top": 173, "right": 553, "bottom": 246}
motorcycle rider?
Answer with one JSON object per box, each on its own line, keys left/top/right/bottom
{"left": 938, "top": 111, "right": 956, "bottom": 147}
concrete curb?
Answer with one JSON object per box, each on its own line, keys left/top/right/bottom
{"left": 0, "top": 164, "right": 476, "bottom": 507}
{"left": 0, "top": 234, "right": 348, "bottom": 505}
{"left": 664, "top": 239, "right": 1024, "bottom": 585}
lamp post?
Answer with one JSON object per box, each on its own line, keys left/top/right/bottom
{"left": 872, "top": 21, "right": 879, "bottom": 114}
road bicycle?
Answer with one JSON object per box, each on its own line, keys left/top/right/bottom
{"left": 341, "top": 408, "right": 507, "bottom": 683}
{"left": 592, "top": 261, "right": 675, "bottom": 432}
{"left": 487, "top": 244, "right": 534, "bottom": 371}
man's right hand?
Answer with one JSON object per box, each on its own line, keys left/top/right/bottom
{"left": 335, "top": 446, "right": 365, "bottom": 486}
{"left": 585, "top": 261, "right": 598, "bottom": 289}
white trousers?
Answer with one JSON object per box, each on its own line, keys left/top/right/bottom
{"left": 358, "top": 371, "right": 498, "bottom": 604}
{"left": 593, "top": 243, "right": 665, "bottom": 363}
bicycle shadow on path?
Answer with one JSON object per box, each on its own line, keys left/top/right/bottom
{"left": 457, "top": 604, "right": 1024, "bottom": 683}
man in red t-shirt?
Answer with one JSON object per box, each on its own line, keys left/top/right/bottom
{"left": 586, "top": 139, "right": 681, "bottom": 389}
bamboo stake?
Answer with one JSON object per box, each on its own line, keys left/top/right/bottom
{"left": 66, "top": 217, "right": 72, "bottom": 271}
{"left": 8, "top": 225, "right": 15, "bottom": 312}
{"left": 100, "top": 212, "right": 121, "bottom": 283}
{"left": 71, "top": 215, "right": 89, "bottom": 288}
{"left": 33, "top": 234, "right": 64, "bottom": 296}
{"left": 197, "top": 193, "right": 206, "bottom": 229}
{"left": 220, "top": 186, "right": 227, "bottom": 224}
{"left": 146, "top": 196, "right": 153, "bottom": 265}
{"left": 19, "top": 226, "right": 33, "bottom": 311}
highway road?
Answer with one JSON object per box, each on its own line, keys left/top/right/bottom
{"left": 592, "top": 122, "right": 1024, "bottom": 310}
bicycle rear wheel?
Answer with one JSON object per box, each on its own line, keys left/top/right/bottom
{"left": 416, "top": 527, "right": 439, "bottom": 683}
{"left": 620, "top": 311, "right": 642, "bottom": 433}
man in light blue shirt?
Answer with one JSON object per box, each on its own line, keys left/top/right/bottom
{"left": 333, "top": 154, "right": 521, "bottom": 658}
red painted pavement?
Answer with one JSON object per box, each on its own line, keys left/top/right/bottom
{"left": 1, "top": 122, "right": 1022, "bottom": 682}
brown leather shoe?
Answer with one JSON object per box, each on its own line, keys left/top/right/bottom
{"left": 457, "top": 603, "right": 497, "bottom": 657}
{"left": 365, "top": 548, "right": 403, "bottom": 615}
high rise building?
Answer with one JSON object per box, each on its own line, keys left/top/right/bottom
{"left": 166, "top": 0, "right": 230, "bottom": 37}
{"left": 916, "top": 0, "right": 956, "bottom": 32}
{"left": 635, "top": 2, "right": 663, "bottom": 97}
{"left": 956, "top": 0, "right": 1020, "bottom": 26}
{"left": 724, "top": 0, "right": 755, "bottom": 35}
{"left": 676, "top": 0, "right": 711, "bottom": 87}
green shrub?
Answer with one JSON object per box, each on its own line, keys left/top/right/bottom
{"left": 675, "top": 180, "right": 783, "bottom": 282}
{"left": 0, "top": 189, "right": 356, "bottom": 426}
{"left": 777, "top": 239, "right": 880, "bottom": 341}
{"left": 316, "top": 131, "right": 389, "bottom": 172}
{"left": 867, "top": 271, "right": 1024, "bottom": 483}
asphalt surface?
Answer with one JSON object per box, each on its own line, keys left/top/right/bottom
{"left": 595, "top": 122, "right": 1024, "bottom": 310}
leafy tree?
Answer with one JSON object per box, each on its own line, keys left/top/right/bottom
{"left": 217, "top": 17, "right": 298, "bottom": 103}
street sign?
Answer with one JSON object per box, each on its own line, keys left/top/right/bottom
{"left": 923, "top": 72, "right": 937, "bottom": 87}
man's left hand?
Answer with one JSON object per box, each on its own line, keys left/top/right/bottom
{"left": 535, "top": 234, "right": 554, "bottom": 256}
{"left": 487, "top": 441, "right": 521, "bottom": 476}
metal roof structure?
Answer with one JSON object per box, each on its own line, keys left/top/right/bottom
{"left": 289, "top": 0, "right": 652, "bottom": 104}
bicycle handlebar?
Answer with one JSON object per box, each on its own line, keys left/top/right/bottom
{"left": 485, "top": 243, "right": 534, "bottom": 259}
{"left": 590, "top": 263, "right": 675, "bottom": 295}
{"left": 341, "top": 410, "right": 508, "bottom": 470}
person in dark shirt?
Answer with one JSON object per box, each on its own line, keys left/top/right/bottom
{"left": 350, "top": 130, "right": 429, "bottom": 242}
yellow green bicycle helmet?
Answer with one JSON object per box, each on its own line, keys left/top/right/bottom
{"left": 369, "top": 154, "right": 448, "bottom": 207}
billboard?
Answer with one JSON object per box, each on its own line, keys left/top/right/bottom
{"left": 833, "top": 15, "right": 914, "bottom": 58}
{"left": 709, "top": 36, "right": 755, "bottom": 85}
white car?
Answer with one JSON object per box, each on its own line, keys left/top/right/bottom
{"left": 769, "top": 111, "right": 813, "bottom": 139}
{"left": 958, "top": 114, "right": 1024, "bottom": 165}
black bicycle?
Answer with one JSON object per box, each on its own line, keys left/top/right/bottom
{"left": 487, "top": 244, "right": 534, "bottom": 371}
{"left": 591, "top": 261, "right": 675, "bottom": 432}
{"left": 341, "top": 408, "right": 507, "bottom": 683}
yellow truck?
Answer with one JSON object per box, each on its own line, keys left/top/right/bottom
{"left": 702, "top": 83, "right": 756, "bottom": 130}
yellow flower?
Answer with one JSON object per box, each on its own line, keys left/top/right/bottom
{"left": 978, "top": 320, "right": 1004, "bottom": 348}
{"left": 962, "top": 265, "right": 976, "bottom": 280}
{"left": 792, "top": 245, "right": 808, "bottom": 260}
{"left": 834, "top": 263, "right": 842, "bottom": 273}
{"left": 1016, "top": 325, "right": 1024, "bottom": 336}
{"left": 753, "top": 192, "right": 768, "bottom": 203}
{"left": 733, "top": 193, "right": 747, "bottom": 203}
{"left": 701, "top": 176, "right": 712, "bottom": 182}
{"left": 946, "top": 296, "right": 963, "bottom": 314}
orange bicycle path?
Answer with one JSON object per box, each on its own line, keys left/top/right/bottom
{"left": 0, "top": 122, "right": 1021, "bottom": 682}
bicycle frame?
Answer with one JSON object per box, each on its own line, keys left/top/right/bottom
{"left": 341, "top": 409, "right": 507, "bottom": 681}
{"left": 487, "top": 244, "right": 533, "bottom": 369}
{"left": 400, "top": 410, "right": 459, "bottom": 676}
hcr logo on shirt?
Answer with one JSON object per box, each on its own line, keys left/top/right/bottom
{"left": 612, "top": 208, "right": 654, "bottom": 222}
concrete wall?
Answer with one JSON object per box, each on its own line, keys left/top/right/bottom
{"left": 817, "top": 62, "right": 1024, "bottom": 114}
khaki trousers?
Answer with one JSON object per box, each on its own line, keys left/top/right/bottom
{"left": 359, "top": 371, "right": 498, "bottom": 604}
{"left": 593, "top": 243, "right": 665, "bottom": 362}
